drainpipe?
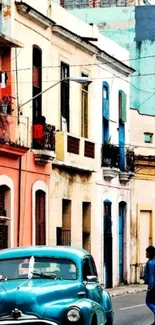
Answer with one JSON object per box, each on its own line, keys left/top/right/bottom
{"left": 15, "top": 48, "right": 20, "bottom": 125}
{"left": 17, "top": 156, "right": 22, "bottom": 246}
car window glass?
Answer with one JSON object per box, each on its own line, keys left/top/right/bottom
{"left": 89, "top": 256, "right": 98, "bottom": 277}
{"left": 0, "top": 257, "right": 77, "bottom": 280}
{"left": 82, "top": 258, "right": 92, "bottom": 280}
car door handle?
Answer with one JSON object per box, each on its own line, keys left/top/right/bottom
{"left": 78, "top": 291, "right": 86, "bottom": 297}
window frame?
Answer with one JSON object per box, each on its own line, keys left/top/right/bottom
{"left": 32, "top": 45, "right": 42, "bottom": 123}
{"left": 81, "top": 73, "right": 89, "bottom": 138}
{"left": 60, "top": 62, "right": 70, "bottom": 132}
{"left": 144, "top": 132, "right": 153, "bottom": 144}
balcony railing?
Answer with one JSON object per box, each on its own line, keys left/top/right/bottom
{"left": 32, "top": 123, "right": 55, "bottom": 151}
{"left": 126, "top": 149, "right": 135, "bottom": 173}
{"left": 0, "top": 114, "right": 29, "bottom": 147}
{"left": 101, "top": 143, "right": 120, "bottom": 168}
{"left": 101, "top": 143, "right": 135, "bottom": 173}
{"left": 56, "top": 227, "right": 71, "bottom": 246}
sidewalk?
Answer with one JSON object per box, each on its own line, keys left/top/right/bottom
{"left": 107, "top": 284, "right": 147, "bottom": 297}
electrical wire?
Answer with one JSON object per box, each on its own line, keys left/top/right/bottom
{"left": 2, "top": 75, "right": 154, "bottom": 95}
{"left": 3, "top": 55, "right": 155, "bottom": 73}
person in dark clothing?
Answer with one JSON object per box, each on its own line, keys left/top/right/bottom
{"left": 143, "top": 246, "right": 155, "bottom": 325}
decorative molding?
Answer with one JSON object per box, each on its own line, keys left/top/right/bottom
{"left": 15, "top": 1, "right": 55, "bottom": 29}
{"left": 102, "top": 167, "right": 119, "bottom": 180}
{"left": 97, "top": 52, "right": 134, "bottom": 76}
{"left": 118, "top": 194, "right": 126, "bottom": 203}
{"left": 33, "top": 149, "right": 55, "bottom": 166}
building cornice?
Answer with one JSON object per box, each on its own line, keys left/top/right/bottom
{"left": 96, "top": 52, "right": 135, "bottom": 76}
{"left": 15, "top": 1, "right": 56, "bottom": 29}
{"left": 15, "top": 2, "right": 134, "bottom": 75}
{"left": 52, "top": 25, "right": 98, "bottom": 56}
{"left": 52, "top": 25, "right": 134, "bottom": 75}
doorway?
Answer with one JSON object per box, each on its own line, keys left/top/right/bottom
{"left": 35, "top": 190, "right": 46, "bottom": 245}
{"left": 0, "top": 185, "right": 10, "bottom": 249}
{"left": 119, "top": 202, "right": 126, "bottom": 283}
{"left": 139, "top": 210, "right": 152, "bottom": 264}
{"left": 104, "top": 200, "right": 112, "bottom": 288}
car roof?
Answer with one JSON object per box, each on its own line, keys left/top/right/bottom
{"left": 0, "top": 246, "right": 90, "bottom": 262}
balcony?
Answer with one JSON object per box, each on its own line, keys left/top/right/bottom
{"left": 0, "top": 2, "right": 22, "bottom": 47}
{"left": 101, "top": 144, "right": 135, "bottom": 182}
{"left": 101, "top": 143, "right": 120, "bottom": 180}
{"left": 119, "top": 149, "right": 135, "bottom": 183}
{"left": 54, "top": 131, "right": 96, "bottom": 171}
{"left": 0, "top": 113, "right": 29, "bottom": 158}
{"left": 32, "top": 123, "right": 56, "bottom": 165}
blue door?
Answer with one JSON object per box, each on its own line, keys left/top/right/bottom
{"left": 119, "top": 122, "right": 125, "bottom": 170}
{"left": 119, "top": 202, "right": 125, "bottom": 283}
{"left": 104, "top": 201, "right": 112, "bottom": 288}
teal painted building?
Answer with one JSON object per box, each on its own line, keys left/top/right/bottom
{"left": 69, "top": 5, "right": 155, "bottom": 115}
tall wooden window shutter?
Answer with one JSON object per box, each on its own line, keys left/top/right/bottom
{"left": 122, "top": 92, "right": 127, "bottom": 123}
{"left": 119, "top": 91, "right": 127, "bottom": 123}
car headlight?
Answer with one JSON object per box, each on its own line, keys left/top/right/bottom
{"left": 66, "top": 307, "right": 81, "bottom": 322}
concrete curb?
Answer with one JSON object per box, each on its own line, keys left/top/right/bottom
{"left": 108, "top": 287, "right": 147, "bottom": 297}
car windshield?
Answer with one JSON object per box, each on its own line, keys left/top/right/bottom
{"left": 0, "top": 257, "right": 77, "bottom": 280}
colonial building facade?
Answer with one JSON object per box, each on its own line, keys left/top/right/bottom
{"left": 68, "top": 0, "right": 155, "bottom": 284}
{"left": 0, "top": 0, "right": 134, "bottom": 287}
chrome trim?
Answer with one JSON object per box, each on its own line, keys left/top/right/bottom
{"left": 0, "top": 311, "right": 37, "bottom": 321}
{"left": 0, "top": 321, "right": 57, "bottom": 325}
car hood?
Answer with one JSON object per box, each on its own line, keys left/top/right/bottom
{"left": 0, "top": 279, "right": 83, "bottom": 318}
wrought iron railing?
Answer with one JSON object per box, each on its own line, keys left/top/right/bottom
{"left": 32, "top": 122, "right": 55, "bottom": 151}
{"left": 126, "top": 149, "right": 135, "bottom": 173}
{"left": 101, "top": 143, "right": 120, "bottom": 168}
{"left": 0, "top": 114, "right": 29, "bottom": 147}
{"left": 101, "top": 143, "right": 135, "bottom": 172}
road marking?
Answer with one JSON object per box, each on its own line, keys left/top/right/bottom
{"left": 119, "top": 304, "right": 145, "bottom": 311}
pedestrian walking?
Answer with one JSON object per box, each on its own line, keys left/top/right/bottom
{"left": 143, "top": 246, "right": 155, "bottom": 325}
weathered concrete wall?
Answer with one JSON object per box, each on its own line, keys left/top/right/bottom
{"left": 1, "top": 0, "right": 11, "bottom": 36}
{"left": 130, "top": 109, "right": 155, "bottom": 283}
{"left": 70, "top": 6, "right": 155, "bottom": 116}
{"left": 135, "top": 6, "right": 155, "bottom": 41}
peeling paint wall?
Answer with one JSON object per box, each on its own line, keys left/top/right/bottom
{"left": 70, "top": 6, "right": 155, "bottom": 116}
{"left": 1, "top": 0, "right": 11, "bottom": 36}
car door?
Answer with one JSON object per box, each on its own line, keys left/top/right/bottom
{"left": 82, "top": 256, "right": 106, "bottom": 324}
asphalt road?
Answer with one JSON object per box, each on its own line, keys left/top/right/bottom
{"left": 112, "top": 292, "right": 154, "bottom": 325}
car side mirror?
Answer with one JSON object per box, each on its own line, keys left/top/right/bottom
{"left": 86, "top": 275, "right": 98, "bottom": 283}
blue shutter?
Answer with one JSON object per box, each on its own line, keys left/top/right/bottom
{"left": 119, "top": 91, "right": 127, "bottom": 123}
{"left": 122, "top": 92, "right": 127, "bottom": 123}
{"left": 102, "top": 83, "right": 109, "bottom": 119}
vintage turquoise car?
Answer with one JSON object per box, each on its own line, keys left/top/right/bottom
{"left": 0, "top": 246, "right": 114, "bottom": 325}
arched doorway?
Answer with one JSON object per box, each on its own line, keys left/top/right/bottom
{"left": 35, "top": 190, "right": 46, "bottom": 245}
{"left": 118, "top": 201, "right": 126, "bottom": 283}
{"left": 104, "top": 200, "right": 112, "bottom": 288}
{"left": 0, "top": 185, "right": 11, "bottom": 249}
